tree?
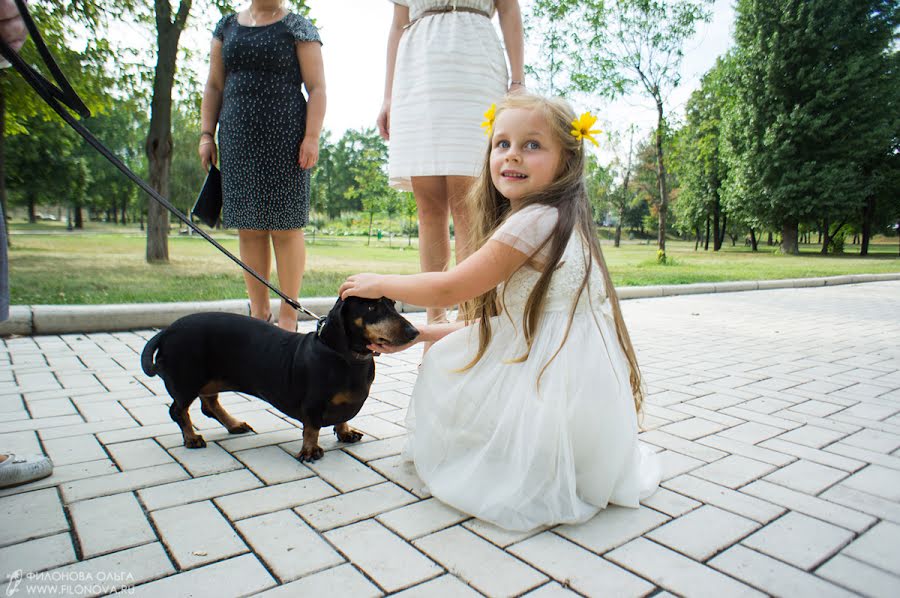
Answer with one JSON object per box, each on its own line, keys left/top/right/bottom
{"left": 530, "top": 0, "right": 713, "bottom": 257}
{"left": 724, "top": 0, "right": 899, "bottom": 254}
{"left": 607, "top": 126, "right": 639, "bottom": 247}
{"left": 673, "top": 57, "right": 729, "bottom": 250}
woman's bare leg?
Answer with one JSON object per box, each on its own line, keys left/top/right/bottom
{"left": 411, "top": 176, "right": 451, "bottom": 326}
{"left": 447, "top": 175, "right": 476, "bottom": 263}
{"left": 271, "top": 228, "right": 306, "bottom": 332}
{"left": 238, "top": 229, "right": 272, "bottom": 321}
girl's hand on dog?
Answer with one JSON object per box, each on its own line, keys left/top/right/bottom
{"left": 340, "top": 274, "right": 384, "bottom": 300}
{"left": 367, "top": 334, "right": 420, "bottom": 354}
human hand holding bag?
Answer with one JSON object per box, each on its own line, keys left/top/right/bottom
{"left": 191, "top": 164, "right": 222, "bottom": 227}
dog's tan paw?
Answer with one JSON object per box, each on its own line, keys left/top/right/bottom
{"left": 335, "top": 426, "right": 364, "bottom": 444}
{"left": 297, "top": 446, "right": 324, "bottom": 462}
{"left": 185, "top": 436, "right": 207, "bottom": 449}
{"left": 228, "top": 422, "right": 255, "bottom": 435}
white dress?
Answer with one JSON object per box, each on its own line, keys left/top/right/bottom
{"left": 388, "top": 0, "right": 508, "bottom": 191}
{"left": 405, "top": 205, "right": 661, "bottom": 531}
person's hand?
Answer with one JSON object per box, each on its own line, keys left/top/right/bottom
{"left": 0, "top": 0, "right": 27, "bottom": 52}
{"left": 376, "top": 100, "right": 390, "bottom": 141}
{"left": 298, "top": 135, "right": 319, "bottom": 169}
{"left": 339, "top": 273, "right": 384, "bottom": 300}
{"left": 199, "top": 138, "right": 217, "bottom": 171}
{"left": 509, "top": 81, "right": 526, "bottom": 94}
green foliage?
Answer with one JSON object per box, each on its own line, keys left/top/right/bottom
{"left": 722, "top": 0, "right": 899, "bottom": 238}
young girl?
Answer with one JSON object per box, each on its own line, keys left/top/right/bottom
{"left": 339, "top": 94, "right": 659, "bottom": 532}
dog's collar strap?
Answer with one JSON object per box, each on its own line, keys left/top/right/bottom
{"left": 315, "top": 316, "right": 327, "bottom": 337}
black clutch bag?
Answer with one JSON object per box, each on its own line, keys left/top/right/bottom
{"left": 191, "top": 164, "right": 222, "bottom": 227}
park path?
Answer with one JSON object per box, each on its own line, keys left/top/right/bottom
{"left": 1, "top": 282, "right": 898, "bottom": 597}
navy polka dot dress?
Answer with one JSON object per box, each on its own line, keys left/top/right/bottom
{"left": 213, "top": 13, "right": 321, "bottom": 230}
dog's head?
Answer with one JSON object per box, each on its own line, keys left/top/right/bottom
{"left": 318, "top": 296, "right": 419, "bottom": 357}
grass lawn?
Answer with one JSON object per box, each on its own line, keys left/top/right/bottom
{"left": 7, "top": 222, "right": 899, "bottom": 305}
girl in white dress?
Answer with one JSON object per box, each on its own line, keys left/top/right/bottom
{"left": 341, "top": 94, "right": 659, "bottom": 532}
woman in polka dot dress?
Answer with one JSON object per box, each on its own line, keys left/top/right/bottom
{"left": 199, "top": 1, "right": 326, "bottom": 331}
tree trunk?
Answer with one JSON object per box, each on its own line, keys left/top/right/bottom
{"left": 694, "top": 225, "right": 700, "bottom": 251}
{"left": 767, "top": 231, "right": 773, "bottom": 246}
{"left": 750, "top": 228, "right": 759, "bottom": 251}
{"left": 0, "top": 76, "right": 8, "bottom": 250}
{"left": 367, "top": 211, "right": 373, "bottom": 246}
{"left": 27, "top": 194, "right": 36, "bottom": 223}
{"left": 703, "top": 214, "right": 710, "bottom": 251}
{"left": 614, "top": 223, "right": 622, "bottom": 247}
{"left": 860, "top": 196, "right": 876, "bottom": 256}
{"left": 719, "top": 212, "right": 728, "bottom": 249}
{"left": 145, "top": 0, "right": 192, "bottom": 263}
{"left": 654, "top": 100, "right": 668, "bottom": 253}
{"left": 821, "top": 217, "right": 830, "bottom": 254}
{"left": 781, "top": 218, "right": 799, "bottom": 254}
{"left": 74, "top": 205, "right": 83, "bottom": 229}
{"left": 712, "top": 197, "right": 721, "bottom": 251}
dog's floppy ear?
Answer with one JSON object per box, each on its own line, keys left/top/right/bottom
{"left": 318, "top": 298, "right": 349, "bottom": 354}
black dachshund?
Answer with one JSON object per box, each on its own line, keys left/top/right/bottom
{"left": 141, "top": 297, "right": 418, "bottom": 461}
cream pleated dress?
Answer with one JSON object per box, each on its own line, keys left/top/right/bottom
{"left": 405, "top": 205, "right": 661, "bottom": 532}
{"left": 388, "top": 0, "right": 508, "bottom": 191}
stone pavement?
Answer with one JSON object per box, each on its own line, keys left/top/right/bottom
{"left": 1, "top": 281, "right": 899, "bottom": 597}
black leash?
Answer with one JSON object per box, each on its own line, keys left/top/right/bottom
{"left": 0, "top": 0, "right": 321, "bottom": 321}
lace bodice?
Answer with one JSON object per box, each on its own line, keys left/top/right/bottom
{"left": 499, "top": 232, "right": 609, "bottom": 317}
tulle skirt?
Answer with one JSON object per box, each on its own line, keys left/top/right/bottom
{"left": 405, "top": 306, "right": 660, "bottom": 532}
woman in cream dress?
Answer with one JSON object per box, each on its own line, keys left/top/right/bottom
{"left": 379, "top": 0, "right": 525, "bottom": 328}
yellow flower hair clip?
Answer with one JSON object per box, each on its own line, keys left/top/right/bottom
{"left": 481, "top": 103, "right": 496, "bottom": 136}
{"left": 571, "top": 112, "right": 601, "bottom": 147}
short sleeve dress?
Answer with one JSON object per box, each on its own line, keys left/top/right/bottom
{"left": 213, "top": 13, "right": 321, "bottom": 230}
{"left": 405, "top": 204, "right": 661, "bottom": 531}
{"left": 387, "top": 0, "right": 508, "bottom": 191}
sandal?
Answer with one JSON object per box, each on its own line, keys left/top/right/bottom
{"left": 0, "top": 453, "right": 53, "bottom": 488}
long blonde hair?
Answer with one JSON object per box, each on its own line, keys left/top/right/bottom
{"left": 459, "top": 94, "right": 645, "bottom": 413}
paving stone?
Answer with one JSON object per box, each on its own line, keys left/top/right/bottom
{"left": 42, "top": 435, "right": 107, "bottom": 466}
{"left": 151, "top": 500, "right": 247, "bottom": 569}
{"left": 38, "top": 418, "right": 137, "bottom": 441}
{"left": 70, "top": 492, "right": 156, "bottom": 558}
{"left": 0, "top": 543, "right": 174, "bottom": 597}
{"left": 215, "top": 477, "right": 337, "bottom": 520}
{"left": 639, "top": 429, "right": 728, "bottom": 462}
{"left": 825, "top": 442, "right": 900, "bottom": 471}
{"left": 742, "top": 511, "right": 854, "bottom": 570}
{"left": 698, "top": 435, "right": 796, "bottom": 467}
{"left": 763, "top": 459, "right": 848, "bottom": 495}
{"left": 743, "top": 479, "right": 876, "bottom": 533}
{"left": 232, "top": 445, "right": 314, "bottom": 484}
{"left": 555, "top": 505, "right": 669, "bottom": 554}
{"left": 377, "top": 497, "right": 469, "bottom": 540}
{"left": 325, "top": 519, "right": 442, "bottom": 592}
{"left": 691, "top": 455, "right": 777, "bottom": 489}
{"left": 344, "top": 436, "right": 406, "bottom": 462}
{"left": 659, "top": 417, "right": 727, "bottom": 440}
{"left": 303, "top": 449, "right": 386, "bottom": 492}
{"left": 462, "top": 518, "right": 548, "bottom": 549}
{"left": 840, "top": 464, "right": 900, "bottom": 501}
{"left": 840, "top": 521, "right": 900, "bottom": 575}
{"left": 235, "top": 510, "right": 344, "bottom": 582}
{"left": 759, "top": 438, "right": 866, "bottom": 472}
{"left": 657, "top": 450, "right": 705, "bottom": 480}
{"left": 775, "top": 425, "right": 850, "bottom": 448}
{"left": 105, "top": 438, "right": 174, "bottom": 470}
{"left": 721, "top": 407, "right": 804, "bottom": 431}
{"left": 218, "top": 429, "right": 303, "bottom": 452}
{"left": 816, "top": 553, "right": 900, "bottom": 598}
{"left": 0, "top": 488, "right": 68, "bottom": 547}
{"left": 415, "top": 526, "right": 547, "bottom": 597}
{"left": 0, "top": 458, "right": 117, "bottom": 498}
{"left": 710, "top": 544, "right": 849, "bottom": 597}
{"left": 640, "top": 487, "right": 701, "bottom": 518}
{"left": 663, "top": 475, "right": 785, "bottom": 524}
{"left": 254, "top": 564, "right": 382, "bottom": 598}
{"left": 606, "top": 537, "right": 763, "bottom": 597}
{"left": 647, "top": 505, "right": 760, "bottom": 561}
{"left": 296, "top": 481, "right": 417, "bottom": 531}
{"left": 138, "top": 469, "right": 262, "bottom": 511}
{"left": 820, "top": 484, "right": 900, "bottom": 524}
{"left": 510, "top": 531, "right": 653, "bottom": 597}
{"left": 392, "top": 574, "right": 482, "bottom": 597}
{"left": 0, "top": 533, "right": 76, "bottom": 578}
{"left": 167, "top": 442, "right": 244, "bottom": 477}
{"left": 127, "top": 553, "right": 274, "bottom": 598}
{"left": 368, "top": 454, "right": 430, "bottom": 497}
{"left": 62, "top": 463, "right": 188, "bottom": 503}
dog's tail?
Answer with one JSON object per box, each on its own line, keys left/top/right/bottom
{"left": 140, "top": 330, "right": 165, "bottom": 377}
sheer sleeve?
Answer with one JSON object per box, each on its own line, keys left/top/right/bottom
{"left": 389, "top": 0, "right": 409, "bottom": 6}
{"left": 285, "top": 14, "right": 322, "bottom": 45}
{"left": 490, "top": 204, "right": 559, "bottom": 266}
{"left": 212, "top": 14, "right": 231, "bottom": 41}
